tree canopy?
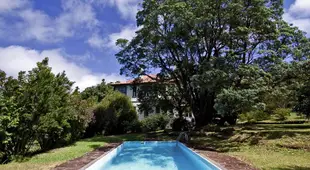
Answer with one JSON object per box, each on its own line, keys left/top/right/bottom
{"left": 0, "top": 58, "right": 96, "bottom": 162}
{"left": 116, "top": 0, "right": 310, "bottom": 126}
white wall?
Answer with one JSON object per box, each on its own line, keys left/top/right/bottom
{"left": 114, "top": 84, "right": 165, "bottom": 120}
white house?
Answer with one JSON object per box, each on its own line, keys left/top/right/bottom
{"left": 111, "top": 75, "right": 162, "bottom": 120}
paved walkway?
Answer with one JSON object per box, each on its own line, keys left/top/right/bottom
{"left": 53, "top": 143, "right": 120, "bottom": 170}
{"left": 197, "top": 150, "right": 258, "bottom": 170}
{"left": 53, "top": 143, "right": 258, "bottom": 170}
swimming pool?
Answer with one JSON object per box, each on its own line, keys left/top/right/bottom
{"left": 84, "top": 141, "right": 221, "bottom": 170}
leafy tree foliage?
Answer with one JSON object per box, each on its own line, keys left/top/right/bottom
{"left": 67, "top": 90, "right": 96, "bottom": 141}
{"left": 22, "top": 59, "right": 75, "bottom": 150}
{"left": 0, "top": 58, "right": 95, "bottom": 162}
{"left": 81, "top": 79, "right": 113, "bottom": 102}
{"left": 137, "top": 82, "right": 185, "bottom": 117}
{"left": 85, "top": 91, "right": 139, "bottom": 136}
{"left": 273, "top": 108, "right": 291, "bottom": 121}
{"left": 141, "top": 114, "right": 169, "bottom": 132}
{"left": 116, "top": 0, "right": 306, "bottom": 126}
{"left": 294, "top": 61, "right": 310, "bottom": 119}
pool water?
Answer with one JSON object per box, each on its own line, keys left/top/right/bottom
{"left": 85, "top": 141, "right": 220, "bottom": 170}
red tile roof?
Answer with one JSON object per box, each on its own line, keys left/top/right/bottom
{"left": 111, "top": 74, "right": 158, "bottom": 85}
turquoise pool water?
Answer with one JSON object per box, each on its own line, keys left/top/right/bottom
{"left": 85, "top": 141, "right": 220, "bottom": 170}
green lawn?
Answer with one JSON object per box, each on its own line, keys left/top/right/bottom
{"left": 190, "top": 123, "right": 310, "bottom": 170}
{"left": 1, "top": 123, "right": 310, "bottom": 170}
{"left": 0, "top": 134, "right": 146, "bottom": 170}
{"left": 229, "top": 145, "right": 310, "bottom": 170}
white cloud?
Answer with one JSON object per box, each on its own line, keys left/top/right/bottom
{"left": 0, "top": 0, "right": 139, "bottom": 44}
{"left": 0, "top": 0, "right": 99, "bottom": 42}
{"left": 55, "top": 0, "right": 99, "bottom": 38}
{"left": 87, "top": 33, "right": 106, "bottom": 49}
{"left": 18, "top": 9, "right": 56, "bottom": 42}
{"left": 87, "top": 25, "right": 138, "bottom": 50}
{"left": 0, "top": 46, "right": 125, "bottom": 90}
{"left": 284, "top": 0, "right": 310, "bottom": 34}
{"left": 0, "top": 0, "right": 28, "bottom": 12}
{"left": 108, "top": 25, "right": 138, "bottom": 47}
{"left": 289, "top": 0, "right": 310, "bottom": 18}
{"left": 105, "top": 0, "right": 140, "bottom": 20}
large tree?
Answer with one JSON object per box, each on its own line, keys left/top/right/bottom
{"left": 0, "top": 58, "right": 95, "bottom": 162}
{"left": 81, "top": 79, "right": 112, "bottom": 103}
{"left": 116, "top": 0, "right": 285, "bottom": 127}
{"left": 294, "top": 61, "right": 310, "bottom": 119}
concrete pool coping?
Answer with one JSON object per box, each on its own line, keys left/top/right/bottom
{"left": 53, "top": 141, "right": 258, "bottom": 170}
{"left": 80, "top": 141, "right": 225, "bottom": 170}
{"left": 80, "top": 143, "right": 121, "bottom": 170}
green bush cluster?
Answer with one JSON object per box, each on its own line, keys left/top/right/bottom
{"left": 239, "top": 111, "right": 270, "bottom": 122}
{"left": 273, "top": 108, "right": 291, "bottom": 121}
{"left": 85, "top": 91, "right": 139, "bottom": 136}
{"left": 0, "top": 58, "right": 94, "bottom": 162}
{"left": 141, "top": 114, "right": 169, "bottom": 132}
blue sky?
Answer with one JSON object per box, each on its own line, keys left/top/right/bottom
{"left": 0, "top": 0, "right": 309, "bottom": 90}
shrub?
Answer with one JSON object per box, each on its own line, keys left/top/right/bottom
{"left": 273, "top": 108, "right": 291, "bottom": 121}
{"left": 0, "top": 59, "right": 95, "bottom": 161}
{"left": 67, "top": 94, "right": 95, "bottom": 141}
{"left": 141, "top": 114, "right": 169, "bottom": 132}
{"left": 85, "top": 91, "right": 139, "bottom": 136}
{"left": 214, "top": 88, "right": 263, "bottom": 125}
{"left": 126, "top": 119, "right": 142, "bottom": 133}
{"left": 239, "top": 111, "right": 270, "bottom": 122}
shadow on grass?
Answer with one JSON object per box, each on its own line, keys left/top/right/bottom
{"left": 189, "top": 136, "right": 241, "bottom": 152}
{"left": 272, "top": 165, "right": 310, "bottom": 170}
{"left": 235, "top": 124, "right": 310, "bottom": 140}
{"left": 239, "top": 124, "right": 310, "bottom": 131}
{"left": 83, "top": 133, "right": 146, "bottom": 143}
{"left": 88, "top": 144, "right": 102, "bottom": 149}
{"left": 259, "top": 131, "right": 310, "bottom": 140}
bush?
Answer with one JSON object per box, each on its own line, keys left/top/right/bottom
{"left": 85, "top": 91, "right": 139, "bottom": 136}
{"left": 239, "top": 111, "right": 270, "bottom": 122}
{"left": 214, "top": 88, "right": 263, "bottom": 124}
{"left": 67, "top": 94, "right": 95, "bottom": 141}
{"left": 0, "top": 59, "right": 96, "bottom": 161}
{"left": 126, "top": 119, "right": 142, "bottom": 133}
{"left": 141, "top": 114, "right": 169, "bottom": 132}
{"left": 273, "top": 108, "right": 291, "bottom": 121}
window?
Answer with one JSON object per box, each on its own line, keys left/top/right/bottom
{"left": 132, "top": 86, "right": 137, "bottom": 98}
{"left": 115, "top": 86, "right": 127, "bottom": 95}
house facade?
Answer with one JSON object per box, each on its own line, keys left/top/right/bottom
{"left": 111, "top": 75, "right": 161, "bottom": 120}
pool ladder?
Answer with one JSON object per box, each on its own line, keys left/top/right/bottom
{"left": 176, "top": 132, "right": 189, "bottom": 143}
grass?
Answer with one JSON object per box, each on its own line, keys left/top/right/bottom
{"left": 1, "top": 123, "right": 310, "bottom": 170}
{"left": 229, "top": 145, "right": 310, "bottom": 170}
{"left": 0, "top": 133, "right": 146, "bottom": 170}
{"left": 256, "top": 112, "right": 309, "bottom": 124}
{"left": 190, "top": 123, "right": 310, "bottom": 170}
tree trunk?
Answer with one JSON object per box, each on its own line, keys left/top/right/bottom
{"left": 193, "top": 93, "right": 216, "bottom": 128}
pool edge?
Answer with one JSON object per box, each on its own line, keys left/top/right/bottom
{"left": 81, "top": 141, "right": 224, "bottom": 170}
{"left": 80, "top": 143, "right": 122, "bottom": 170}
{"left": 177, "top": 142, "right": 225, "bottom": 170}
